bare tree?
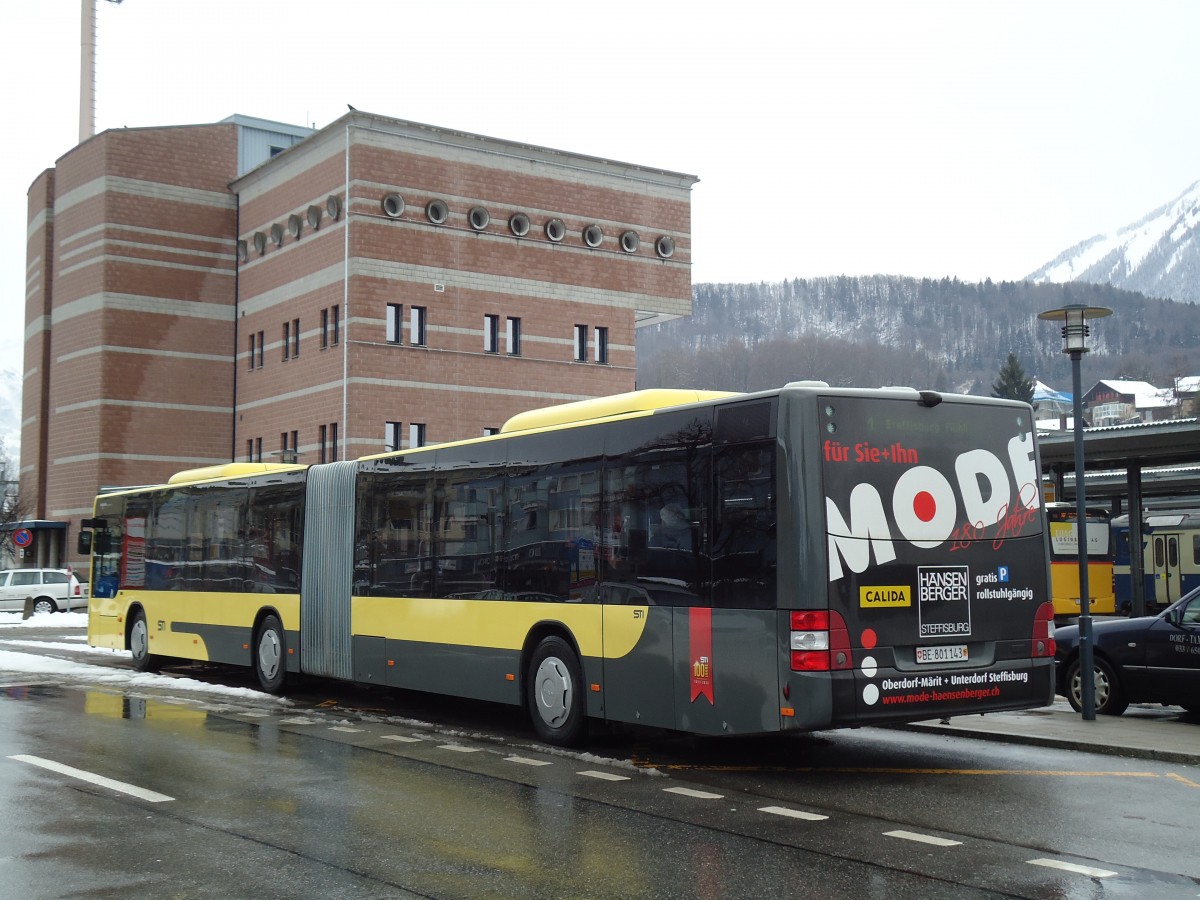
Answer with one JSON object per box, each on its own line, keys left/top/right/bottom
{"left": 0, "top": 438, "right": 30, "bottom": 566}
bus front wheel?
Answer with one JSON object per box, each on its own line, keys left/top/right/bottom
{"left": 255, "top": 615, "right": 287, "bottom": 694}
{"left": 527, "top": 636, "right": 586, "bottom": 747}
{"left": 129, "top": 609, "right": 161, "bottom": 673}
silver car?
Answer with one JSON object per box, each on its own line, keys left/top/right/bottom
{"left": 0, "top": 568, "right": 85, "bottom": 614}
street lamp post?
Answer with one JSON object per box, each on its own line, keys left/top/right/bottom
{"left": 1037, "top": 303, "right": 1112, "bottom": 721}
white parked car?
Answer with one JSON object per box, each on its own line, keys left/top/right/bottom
{"left": 0, "top": 568, "right": 85, "bottom": 614}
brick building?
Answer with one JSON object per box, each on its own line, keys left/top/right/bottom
{"left": 21, "top": 111, "right": 696, "bottom": 572}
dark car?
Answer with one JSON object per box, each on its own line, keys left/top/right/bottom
{"left": 1055, "top": 588, "right": 1200, "bottom": 716}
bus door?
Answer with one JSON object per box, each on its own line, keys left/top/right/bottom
{"left": 1151, "top": 532, "right": 1184, "bottom": 606}
{"left": 677, "top": 434, "right": 781, "bottom": 736}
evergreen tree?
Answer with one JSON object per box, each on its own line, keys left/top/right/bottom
{"left": 991, "top": 352, "right": 1035, "bottom": 403}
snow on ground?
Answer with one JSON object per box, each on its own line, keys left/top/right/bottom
{"left": 0, "top": 611, "right": 287, "bottom": 704}
{"left": 0, "top": 611, "right": 89, "bottom": 629}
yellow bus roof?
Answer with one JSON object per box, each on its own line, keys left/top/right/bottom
{"left": 501, "top": 389, "right": 739, "bottom": 434}
{"left": 167, "top": 462, "right": 306, "bottom": 485}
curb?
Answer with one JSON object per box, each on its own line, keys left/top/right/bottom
{"left": 894, "top": 721, "right": 1200, "bottom": 767}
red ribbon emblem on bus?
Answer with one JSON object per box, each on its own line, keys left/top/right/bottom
{"left": 689, "top": 607, "right": 714, "bottom": 704}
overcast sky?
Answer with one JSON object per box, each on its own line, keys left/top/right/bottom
{"left": 5, "top": 0, "right": 1199, "bottom": 365}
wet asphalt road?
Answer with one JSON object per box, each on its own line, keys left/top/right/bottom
{"left": 1, "top": 623, "right": 1198, "bottom": 898}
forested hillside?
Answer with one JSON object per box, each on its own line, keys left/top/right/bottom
{"left": 636, "top": 277, "right": 1200, "bottom": 394}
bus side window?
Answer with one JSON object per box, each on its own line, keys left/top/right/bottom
{"left": 712, "top": 443, "right": 776, "bottom": 610}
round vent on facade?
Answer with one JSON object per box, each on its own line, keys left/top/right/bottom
{"left": 307, "top": 204, "right": 322, "bottom": 229}
{"left": 509, "top": 213, "right": 530, "bottom": 237}
{"left": 620, "top": 230, "right": 640, "bottom": 253}
{"left": 545, "top": 218, "right": 565, "bottom": 242}
{"left": 656, "top": 235, "right": 676, "bottom": 259}
{"left": 287, "top": 214, "right": 302, "bottom": 238}
{"left": 583, "top": 224, "right": 604, "bottom": 248}
{"left": 237, "top": 240, "right": 249, "bottom": 262}
{"left": 270, "top": 223, "right": 284, "bottom": 246}
{"left": 253, "top": 232, "right": 267, "bottom": 255}
{"left": 382, "top": 192, "right": 405, "bottom": 218}
{"left": 469, "top": 206, "right": 490, "bottom": 231}
{"left": 327, "top": 194, "right": 343, "bottom": 219}
{"left": 426, "top": 199, "right": 449, "bottom": 224}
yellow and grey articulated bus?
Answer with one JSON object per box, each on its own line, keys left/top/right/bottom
{"left": 83, "top": 383, "right": 1056, "bottom": 745}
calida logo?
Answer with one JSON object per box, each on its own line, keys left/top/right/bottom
{"left": 826, "top": 432, "right": 1039, "bottom": 582}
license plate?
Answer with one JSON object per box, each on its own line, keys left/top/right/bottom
{"left": 915, "top": 644, "right": 968, "bottom": 664}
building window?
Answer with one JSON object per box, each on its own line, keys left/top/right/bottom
{"left": 292, "top": 318, "right": 300, "bottom": 358}
{"left": 386, "top": 421, "right": 402, "bottom": 452}
{"left": 331, "top": 306, "right": 340, "bottom": 345}
{"left": 595, "top": 326, "right": 608, "bottom": 364}
{"left": 483, "top": 427, "right": 500, "bottom": 436}
{"left": 410, "top": 306, "right": 427, "bottom": 346}
{"left": 255, "top": 437, "right": 263, "bottom": 462}
{"left": 256, "top": 331, "right": 265, "bottom": 368}
{"left": 246, "top": 438, "right": 254, "bottom": 461}
{"left": 248, "top": 333, "right": 257, "bottom": 370}
{"left": 283, "top": 322, "right": 291, "bottom": 361}
{"left": 279, "top": 431, "right": 299, "bottom": 463}
{"left": 506, "top": 317, "right": 521, "bottom": 356}
{"left": 573, "top": 325, "right": 588, "bottom": 362}
{"left": 409, "top": 423, "right": 426, "bottom": 449}
{"left": 484, "top": 314, "right": 499, "bottom": 353}
{"left": 330, "top": 422, "right": 338, "bottom": 461}
{"left": 318, "top": 425, "right": 328, "bottom": 463}
{"left": 387, "top": 303, "right": 403, "bottom": 344}
{"left": 320, "top": 309, "right": 329, "bottom": 349}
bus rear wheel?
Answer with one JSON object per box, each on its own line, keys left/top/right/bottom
{"left": 255, "top": 614, "right": 287, "bottom": 694}
{"left": 527, "top": 636, "right": 586, "bottom": 747}
{"left": 129, "top": 609, "right": 161, "bottom": 673}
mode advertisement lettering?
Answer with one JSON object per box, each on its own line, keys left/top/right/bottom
{"left": 821, "top": 399, "right": 1049, "bottom": 717}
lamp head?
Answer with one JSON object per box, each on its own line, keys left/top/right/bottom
{"left": 1037, "top": 304, "right": 1112, "bottom": 355}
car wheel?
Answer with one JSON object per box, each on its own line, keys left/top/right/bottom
{"left": 33, "top": 597, "right": 58, "bottom": 615}
{"left": 254, "top": 614, "right": 287, "bottom": 694}
{"left": 129, "top": 609, "right": 161, "bottom": 673}
{"left": 1066, "top": 656, "right": 1128, "bottom": 716}
{"left": 526, "top": 635, "right": 586, "bottom": 747}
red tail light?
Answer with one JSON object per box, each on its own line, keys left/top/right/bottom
{"left": 790, "top": 609, "right": 852, "bottom": 671}
{"left": 1032, "top": 601, "right": 1056, "bottom": 658}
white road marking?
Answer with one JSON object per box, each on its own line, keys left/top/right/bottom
{"left": 329, "top": 726, "right": 363, "bottom": 733}
{"left": 505, "top": 756, "right": 553, "bottom": 767}
{"left": 380, "top": 735, "right": 423, "bottom": 743}
{"left": 884, "top": 829, "right": 962, "bottom": 847}
{"left": 578, "top": 770, "right": 630, "bottom": 782}
{"left": 239, "top": 711, "right": 272, "bottom": 718}
{"left": 664, "top": 786, "right": 723, "bottom": 800}
{"left": 438, "top": 744, "right": 481, "bottom": 753}
{"left": 759, "top": 805, "right": 829, "bottom": 821}
{"left": 278, "top": 717, "right": 317, "bottom": 725}
{"left": 9, "top": 754, "right": 174, "bottom": 803}
{"left": 1027, "top": 858, "right": 1117, "bottom": 878}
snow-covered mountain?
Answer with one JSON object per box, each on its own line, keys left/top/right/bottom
{"left": 1027, "top": 180, "right": 1200, "bottom": 303}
